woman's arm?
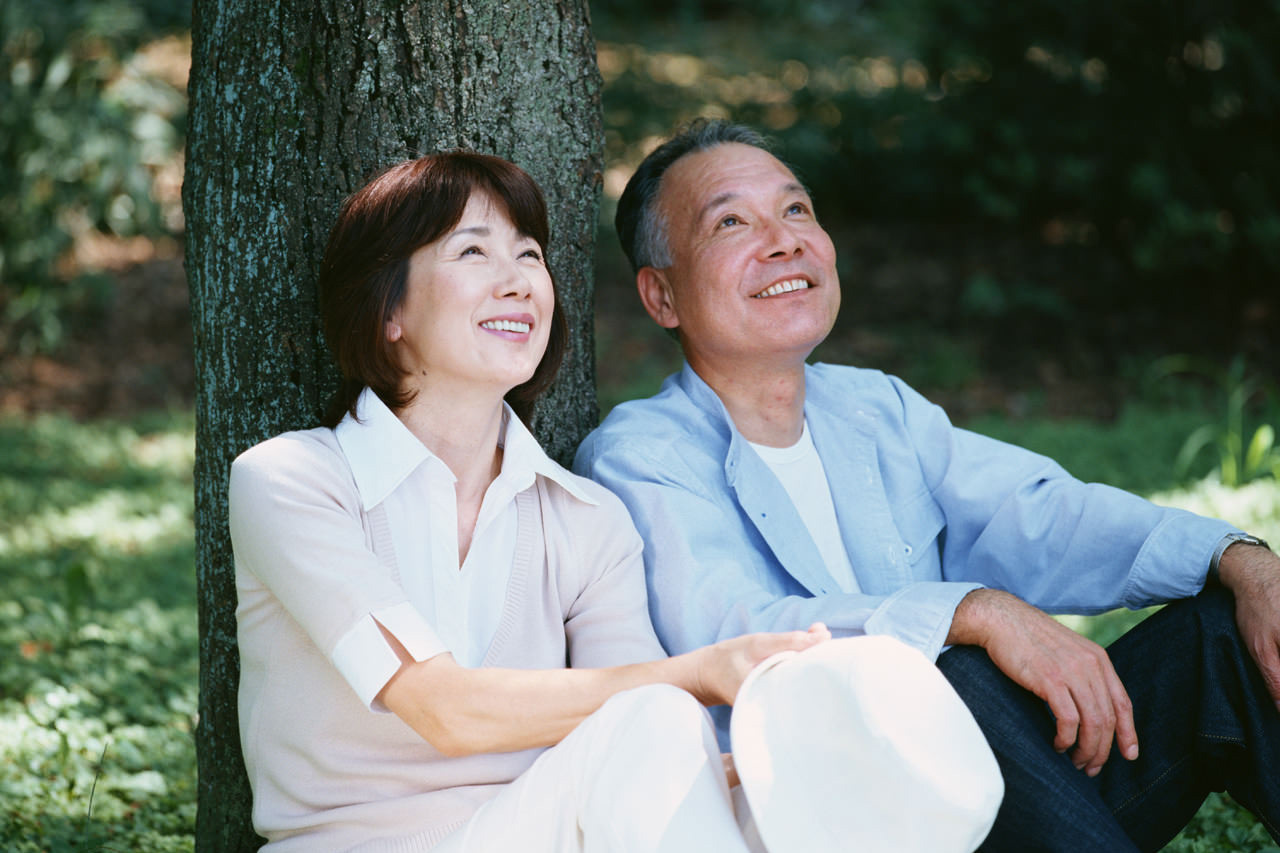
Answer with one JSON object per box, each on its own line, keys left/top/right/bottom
{"left": 378, "top": 621, "right": 829, "bottom": 757}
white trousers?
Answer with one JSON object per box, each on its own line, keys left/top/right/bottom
{"left": 433, "top": 684, "right": 756, "bottom": 853}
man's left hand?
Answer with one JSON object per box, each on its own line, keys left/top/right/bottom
{"left": 1217, "top": 542, "right": 1280, "bottom": 710}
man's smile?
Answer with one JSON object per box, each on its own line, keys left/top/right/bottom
{"left": 752, "top": 278, "right": 813, "bottom": 298}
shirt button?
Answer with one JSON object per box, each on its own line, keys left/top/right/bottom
{"left": 903, "top": 544, "right": 913, "bottom": 556}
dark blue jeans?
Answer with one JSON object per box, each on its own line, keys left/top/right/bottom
{"left": 938, "top": 584, "right": 1280, "bottom": 852}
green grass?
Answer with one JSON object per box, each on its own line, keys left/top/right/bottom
{"left": 0, "top": 406, "right": 1276, "bottom": 851}
{"left": 0, "top": 412, "right": 197, "bottom": 852}
{"left": 963, "top": 403, "right": 1219, "bottom": 496}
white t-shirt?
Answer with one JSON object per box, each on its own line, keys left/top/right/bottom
{"left": 748, "top": 421, "right": 861, "bottom": 594}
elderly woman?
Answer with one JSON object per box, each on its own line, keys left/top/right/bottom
{"left": 228, "top": 151, "right": 833, "bottom": 852}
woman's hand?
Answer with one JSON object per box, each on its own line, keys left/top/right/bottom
{"left": 689, "top": 622, "right": 831, "bottom": 706}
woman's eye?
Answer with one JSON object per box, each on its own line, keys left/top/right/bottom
{"left": 718, "top": 215, "right": 741, "bottom": 228}
{"left": 519, "top": 248, "right": 544, "bottom": 262}
{"left": 460, "top": 246, "right": 484, "bottom": 257}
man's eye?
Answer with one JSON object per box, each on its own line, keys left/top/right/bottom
{"left": 786, "top": 203, "right": 809, "bottom": 216}
{"left": 718, "top": 215, "right": 741, "bottom": 228}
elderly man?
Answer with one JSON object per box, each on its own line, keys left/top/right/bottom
{"left": 574, "top": 119, "right": 1280, "bottom": 851}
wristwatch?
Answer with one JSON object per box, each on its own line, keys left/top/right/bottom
{"left": 1210, "top": 532, "right": 1273, "bottom": 577}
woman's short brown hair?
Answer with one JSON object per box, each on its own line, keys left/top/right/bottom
{"left": 317, "top": 152, "right": 568, "bottom": 427}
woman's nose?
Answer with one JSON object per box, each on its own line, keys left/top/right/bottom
{"left": 496, "top": 259, "right": 533, "bottom": 298}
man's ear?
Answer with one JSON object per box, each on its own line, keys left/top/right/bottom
{"left": 636, "top": 266, "right": 679, "bottom": 329}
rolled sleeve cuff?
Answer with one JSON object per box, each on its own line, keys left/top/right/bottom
{"left": 863, "top": 581, "right": 983, "bottom": 662}
{"left": 1126, "top": 511, "right": 1237, "bottom": 605}
{"left": 332, "top": 601, "right": 450, "bottom": 712}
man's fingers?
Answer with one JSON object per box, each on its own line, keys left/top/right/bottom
{"left": 1068, "top": 681, "right": 1114, "bottom": 775}
{"left": 1044, "top": 648, "right": 1134, "bottom": 775}
{"left": 1107, "top": 669, "right": 1140, "bottom": 761}
{"left": 1252, "top": 637, "right": 1280, "bottom": 708}
{"left": 1044, "top": 685, "right": 1080, "bottom": 754}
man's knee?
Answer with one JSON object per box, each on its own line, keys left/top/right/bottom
{"left": 1169, "top": 581, "right": 1238, "bottom": 636}
{"left": 1110, "top": 582, "right": 1243, "bottom": 664}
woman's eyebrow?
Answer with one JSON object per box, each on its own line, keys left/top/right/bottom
{"left": 447, "top": 225, "right": 492, "bottom": 238}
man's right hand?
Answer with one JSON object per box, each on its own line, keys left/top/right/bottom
{"left": 947, "top": 588, "right": 1139, "bottom": 777}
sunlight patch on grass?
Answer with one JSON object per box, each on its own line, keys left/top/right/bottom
{"left": 1151, "top": 476, "right": 1280, "bottom": 543}
{"left": 0, "top": 412, "right": 196, "bottom": 852}
{"left": 0, "top": 488, "right": 189, "bottom": 555}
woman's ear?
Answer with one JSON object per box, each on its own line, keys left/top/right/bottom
{"left": 385, "top": 319, "right": 403, "bottom": 343}
{"left": 636, "top": 267, "right": 679, "bottom": 329}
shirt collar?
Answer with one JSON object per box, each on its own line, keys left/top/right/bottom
{"left": 675, "top": 362, "right": 736, "bottom": 443}
{"left": 496, "top": 404, "right": 598, "bottom": 506}
{"left": 333, "top": 387, "right": 596, "bottom": 510}
{"left": 334, "top": 388, "right": 445, "bottom": 510}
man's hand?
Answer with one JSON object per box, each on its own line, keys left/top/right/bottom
{"left": 948, "top": 589, "right": 1139, "bottom": 777}
{"left": 1217, "top": 543, "right": 1280, "bottom": 710}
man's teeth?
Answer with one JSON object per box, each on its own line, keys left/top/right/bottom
{"left": 753, "top": 279, "right": 811, "bottom": 298}
{"left": 481, "top": 319, "right": 531, "bottom": 333}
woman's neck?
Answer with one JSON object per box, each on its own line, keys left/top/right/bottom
{"left": 395, "top": 385, "right": 507, "bottom": 547}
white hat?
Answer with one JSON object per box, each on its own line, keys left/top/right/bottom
{"left": 730, "top": 635, "right": 1004, "bottom": 853}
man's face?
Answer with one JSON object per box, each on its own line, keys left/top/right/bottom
{"left": 645, "top": 142, "right": 840, "bottom": 375}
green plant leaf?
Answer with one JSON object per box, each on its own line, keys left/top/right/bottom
{"left": 1244, "top": 424, "right": 1276, "bottom": 481}
{"left": 1175, "top": 424, "right": 1218, "bottom": 478}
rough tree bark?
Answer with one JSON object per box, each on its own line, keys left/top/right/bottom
{"left": 183, "top": 1, "right": 603, "bottom": 848}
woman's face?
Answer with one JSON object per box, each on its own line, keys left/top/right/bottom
{"left": 388, "top": 192, "right": 554, "bottom": 400}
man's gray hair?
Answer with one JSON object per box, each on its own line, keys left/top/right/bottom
{"left": 615, "top": 119, "right": 771, "bottom": 273}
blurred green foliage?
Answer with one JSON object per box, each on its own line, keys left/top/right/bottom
{"left": 595, "top": 0, "right": 1278, "bottom": 366}
{"left": 965, "top": 401, "right": 1216, "bottom": 494}
{"left": 6, "top": 0, "right": 1276, "bottom": 372}
{"left": 0, "top": 0, "right": 187, "bottom": 353}
{"left": 1150, "top": 355, "right": 1280, "bottom": 486}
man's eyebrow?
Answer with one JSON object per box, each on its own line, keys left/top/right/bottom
{"left": 694, "top": 182, "right": 812, "bottom": 227}
{"left": 695, "top": 192, "right": 738, "bottom": 228}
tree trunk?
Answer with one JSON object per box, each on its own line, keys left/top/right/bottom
{"left": 183, "top": 1, "right": 602, "bottom": 848}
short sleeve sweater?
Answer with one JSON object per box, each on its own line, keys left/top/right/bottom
{"left": 229, "top": 401, "right": 665, "bottom": 851}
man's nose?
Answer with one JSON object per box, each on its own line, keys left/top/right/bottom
{"left": 760, "top": 220, "right": 803, "bottom": 260}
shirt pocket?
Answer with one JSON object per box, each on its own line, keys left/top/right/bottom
{"left": 891, "top": 490, "right": 946, "bottom": 571}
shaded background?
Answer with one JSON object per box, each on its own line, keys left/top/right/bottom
{"left": 1, "top": 1, "right": 1279, "bottom": 849}
{"left": 2, "top": 0, "right": 1277, "bottom": 426}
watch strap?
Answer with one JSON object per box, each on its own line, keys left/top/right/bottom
{"left": 1210, "top": 532, "right": 1273, "bottom": 577}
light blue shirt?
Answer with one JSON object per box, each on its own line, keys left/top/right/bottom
{"left": 576, "top": 362, "right": 1235, "bottom": 738}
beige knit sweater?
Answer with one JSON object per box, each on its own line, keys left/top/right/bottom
{"left": 230, "top": 425, "right": 665, "bottom": 851}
